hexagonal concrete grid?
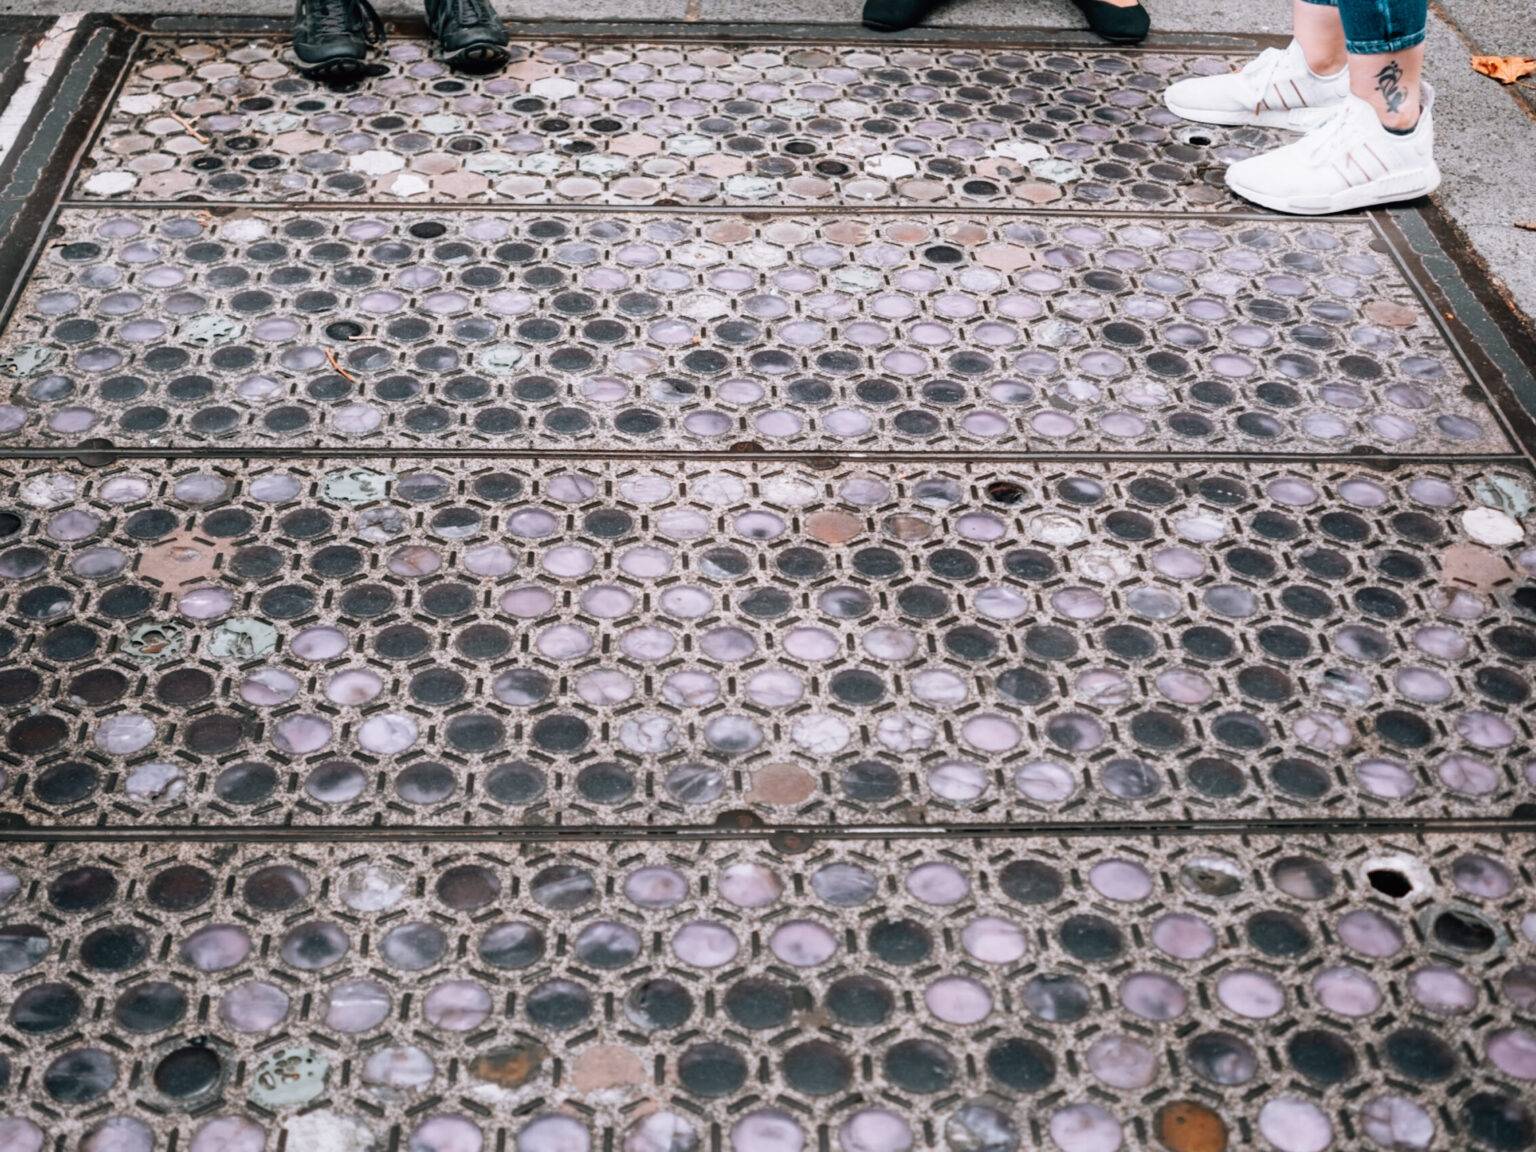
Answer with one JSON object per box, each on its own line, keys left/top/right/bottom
{"left": 3, "top": 457, "right": 1532, "bottom": 827}
{"left": 4, "top": 21, "right": 1532, "bottom": 1152}
{"left": 0, "top": 209, "right": 1502, "bottom": 451}
{"left": 80, "top": 38, "right": 1278, "bottom": 208}
{"left": 0, "top": 833, "right": 1531, "bottom": 1152}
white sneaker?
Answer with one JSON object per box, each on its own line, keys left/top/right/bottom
{"left": 1224, "top": 83, "right": 1440, "bottom": 215}
{"left": 1163, "top": 40, "right": 1347, "bottom": 130}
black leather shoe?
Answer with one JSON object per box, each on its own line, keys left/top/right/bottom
{"left": 1071, "top": 0, "right": 1150, "bottom": 43}
{"left": 862, "top": 0, "right": 943, "bottom": 31}
{"left": 292, "top": 0, "right": 384, "bottom": 79}
{"left": 423, "top": 0, "right": 510, "bottom": 71}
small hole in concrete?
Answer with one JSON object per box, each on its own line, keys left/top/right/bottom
{"left": 1367, "top": 868, "right": 1412, "bottom": 898}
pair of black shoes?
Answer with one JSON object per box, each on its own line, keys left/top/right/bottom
{"left": 293, "top": 0, "right": 510, "bottom": 78}
{"left": 862, "top": 0, "right": 1149, "bottom": 43}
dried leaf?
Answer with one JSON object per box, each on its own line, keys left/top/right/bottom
{"left": 1472, "top": 54, "right": 1536, "bottom": 84}
{"left": 323, "top": 347, "right": 357, "bottom": 382}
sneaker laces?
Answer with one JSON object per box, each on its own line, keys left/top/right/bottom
{"left": 1297, "top": 100, "right": 1360, "bottom": 162}
{"left": 301, "top": 0, "right": 383, "bottom": 43}
{"left": 1230, "top": 45, "right": 1290, "bottom": 104}
{"left": 429, "top": 0, "right": 498, "bottom": 33}
{"left": 458, "top": 0, "right": 498, "bottom": 24}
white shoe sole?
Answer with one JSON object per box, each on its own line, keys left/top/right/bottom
{"left": 1225, "top": 163, "right": 1442, "bottom": 215}
{"left": 1163, "top": 91, "right": 1341, "bottom": 132}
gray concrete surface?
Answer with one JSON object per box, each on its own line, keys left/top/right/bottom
{"left": 692, "top": 0, "right": 1287, "bottom": 32}
{"left": 1418, "top": 9, "right": 1536, "bottom": 325}
{"left": 1430, "top": 0, "right": 1536, "bottom": 58}
{"left": 0, "top": 0, "right": 1342, "bottom": 36}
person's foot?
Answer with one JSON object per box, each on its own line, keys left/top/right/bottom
{"left": 1164, "top": 40, "right": 1347, "bottom": 130}
{"left": 1223, "top": 83, "right": 1440, "bottom": 215}
{"left": 423, "top": 0, "right": 510, "bottom": 71}
{"left": 862, "top": 0, "right": 942, "bottom": 31}
{"left": 292, "top": 0, "right": 384, "bottom": 78}
{"left": 1071, "top": 0, "right": 1148, "bottom": 44}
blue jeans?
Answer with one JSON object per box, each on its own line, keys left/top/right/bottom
{"left": 1301, "top": 0, "right": 1427, "bottom": 54}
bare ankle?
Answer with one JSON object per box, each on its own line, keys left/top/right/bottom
{"left": 1303, "top": 49, "right": 1347, "bottom": 77}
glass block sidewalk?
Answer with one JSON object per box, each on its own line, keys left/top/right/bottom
{"left": 2, "top": 458, "right": 1533, "bottom": 828}
{"left": 80, "top": 39, "right": 1271, "bottom": 209}
{"left": 0, "top": 208, "right": 1500, "bottom": 452}
{"left": 0, "top": 19, "right": 1533, "bottom": 1152}
{"left": 0, "top": 833, "right": 1531, "bottom": 1152}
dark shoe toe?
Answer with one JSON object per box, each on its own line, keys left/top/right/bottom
{"left": 1073, "top": 0, "right": 1150, "bottom": 42}
{"left": 434, "top": 8, "right": 509, "bottom": 70}
{"left": 862, "top": 0, "right": 940, "bottom": 31}
{"left": 444, "top": 38, "right": 509, "bottom": 71}
{"left": 293, "top": 38, "right": 370, "bottom": 75}
{"left": 439, "top": 19, "right": 507, "bottom": 49}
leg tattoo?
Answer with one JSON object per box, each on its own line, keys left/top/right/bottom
{"left": 1374, "top": 60, "right": 1407, "bottom": 114}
